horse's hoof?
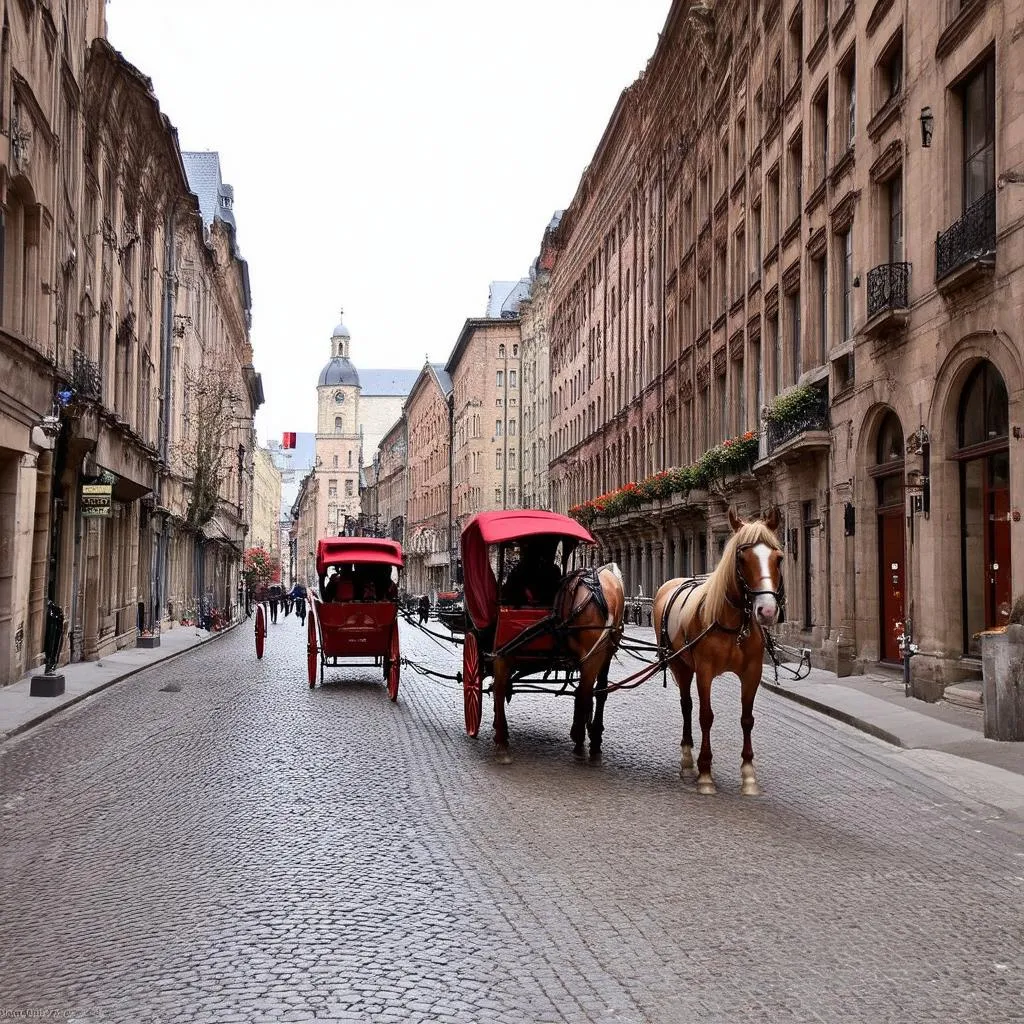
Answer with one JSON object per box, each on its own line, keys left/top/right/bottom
{"left": 680, "top": 746, "right": 695, "bottom": 771}
{"left": 741, "top": 778, "right": 761, "bottom": 796}
{"left": 495, "top": 748, "right": 513, "bottom": 765}
{"left": 695, "top": 774, "right": 716, "bottom": 795}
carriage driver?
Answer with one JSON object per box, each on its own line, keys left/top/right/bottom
{"left": 503, "top": 537, "right": 562, "bottom": 607}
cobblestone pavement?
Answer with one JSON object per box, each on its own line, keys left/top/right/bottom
{"left": 1, "top": 617, "right": 1023, "bottom": 1024}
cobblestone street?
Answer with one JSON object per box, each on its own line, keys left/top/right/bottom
{"left": 2, "top": 617, "right": 1023, "bottom": 1024}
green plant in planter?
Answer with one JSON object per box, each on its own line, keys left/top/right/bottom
{"left": 764, "top": 383, "right": 825, "bottom": 428}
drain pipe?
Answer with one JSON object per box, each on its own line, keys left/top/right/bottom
{"left": 153, "top": 200, "right": 178, "bottom": 630}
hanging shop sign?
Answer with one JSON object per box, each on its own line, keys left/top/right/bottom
{"left": 81, "top": 483, "right": 113, "bottom": 518}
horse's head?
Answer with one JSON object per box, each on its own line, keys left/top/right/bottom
{"left": 729, "top": 507, "right": 783, "bottom": 628}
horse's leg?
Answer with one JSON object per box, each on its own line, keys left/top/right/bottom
{"left": 668, "top": 660, "right": 695, "bottom": 776}
{"left": 588, "top": 656, "right": 610, "bottom": 761}
{"left": 492, "top": 658, "right": 512, "bottom": 765}
{"left": 571, "top": 660, "right": 595, "bottom": 760}
{"left": 694, "top": 666, "right": 716, "bottom": 795}
{"left": 739, "top": 666, "right": 761, "bottom": 796}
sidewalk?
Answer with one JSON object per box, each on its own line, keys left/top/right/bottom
{"left": 622, "top": 626, "right": 1024, "bottom": 777}
{"left": 0, "top": 621, "right": 239, "bottom": 741}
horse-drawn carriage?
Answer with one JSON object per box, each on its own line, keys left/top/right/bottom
{"left": 458, "top": 510, "right": 625, "bottom": 761}
{"left": 306, "top": 537, "right": 404, "bottom": 698}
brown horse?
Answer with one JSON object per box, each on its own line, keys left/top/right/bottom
{"left": 490, "top": 563, "right": 625, "bottom": 763}
{"left": 653, "top": 509, "right": 783, "bottom": 795}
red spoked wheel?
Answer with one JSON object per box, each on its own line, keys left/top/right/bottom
{"left": 307, "top": 611, "right": 318, "bottom": 688}
{"left": 463, "top": 631, "right": 483, "bottom": 737}
{"left": 255, "top": 604, "right": 266, "bottom": 660}
{"left": 386, "top": 626, "right": 400, "bottom": 702}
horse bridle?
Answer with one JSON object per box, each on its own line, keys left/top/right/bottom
{"left": 725, "top": 542, "right": 786, "bottom": 641}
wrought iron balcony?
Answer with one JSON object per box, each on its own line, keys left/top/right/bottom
{"left": 766, "top": 383, "right": 830, "bottom": 457}
{"left": 71, "top": 349, "right": 102, "bottom": 402}
{"left": 936, "top": 189, "right": 996, "bottom": 283}
{"left": 867, "top": 262, "right": 910, "bottom": 319}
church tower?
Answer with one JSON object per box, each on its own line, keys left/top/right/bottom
{"left": 315, "top": 309, "right": 362, "bottom": 536}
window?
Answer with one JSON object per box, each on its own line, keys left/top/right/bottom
{"left": 813, "top": 255, "right": 827, "bottom": 363}
{"left": 788, "top": 8, "right": 803, "bottom": 87}
{"left": 699, "top": 386, "right": 710, "bottom": 455}
{"left": 731, "top": 357, "right": 745, "bottom": 435}
{"left": 752, "top": 337, "right": 764, "bottom": 423}
{"left": 509, "top": 419, "right": 517, "bottom": 436}
{"left": 345, "top": 480, "right": 353, "bottom": 497}
{"left": 736, "top": 116, "right": 746, "bottom": 175}
{"left": 840, "top": 53, "right": 856, "bottom": 150}
{"left": 513, "top": 344, "right": 519, "bottom": 357}
{"left": 888, "top": 176, "right": 903, "bottom": 263}
{"left": 496, "top": 450, "right": 504, "bottom": 470}
{"left": 328, "top": 479, "right": 338, "bottom": 497}
{"left": 347, "top": 450, "right": 352, "bottom": 467}
{"left": 699, "top": 166, "right": 710, "bottom": 221}
{"left": 877, "top": 33, "right": 903, "bottom": 107}
{"left": 733, "top": 228, "right": 745, "bottom": 301}
{"left": 753, "top": 89, "right": 763, "bottom": 143}
{"left": 332, "top": 454, "right": 338, "bottom": 468}
{"left": 812, "top": 86, "right": 829, "bottom": 182}
{"left": 509, "top": 448, "right": 516, "bottom": 469}
{"left": 770, "top": 311, "right": 782, "bottom": 397}
{"left": 496, "top": 370, "right": 504, "bottom": 387}
{"left": 499, "top": 344, "right": 505, "bottom": 357}
{"left": 815, "top": 0, "right": 829, "bottom": 35}
{"left": 767, "top": 168, "right": 780, "bottom": 247}
{"left": 717, "top": 372, "right": 728, "bottom": 442}
{"left": 751, "top": 205, "right": 762, "bottom": 283}
{"left": 842, "top": 229, "right": 853, "bottom": 340}
{"left": 789, "top": 289, "right": 802, "bottom": 383}
{"left": 788, "top": 134, "right": 803, "bottom": 224}
{"left": 509, "top": 370, "right": 517, "bottom": 388}
{"left": 961, "top": 55, "right": 995, "bottom": 208}
{"left": 334, "top": 416, "right": 342, "bottom": 433}
{"left": 495, "top": 488, "right": 501, "bottom": 504}
{"left": 495, "top": 419, "right": 503, "bottom": 436}
{"left": 716, "top": 245, "right": 727, "bottom": 313}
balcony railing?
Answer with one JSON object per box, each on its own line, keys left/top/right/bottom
{"left": 936, "top": 189, "right": 996, "bottom": 281}
{"left": 866, "top": 262, "right": 911, "bottom": 320}
{"left": 766, "top": 383, "right": 829, "bottom": 456}
{"left": 71, "top": 349, "right": 102, "bottom": 402}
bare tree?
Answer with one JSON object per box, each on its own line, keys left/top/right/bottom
{"left": 177, "top": 364, "right": 239, "bottom": 532}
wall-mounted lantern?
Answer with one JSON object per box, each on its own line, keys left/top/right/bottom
{"left": 920, "top": 106, "right": 934, "bottom": 148}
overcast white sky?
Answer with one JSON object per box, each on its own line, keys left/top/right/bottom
{"left": 106, "top": 1, "right": 670, "bottom": 445}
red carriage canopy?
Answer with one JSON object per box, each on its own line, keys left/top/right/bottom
{"left": 315, "top": 537, "right": 404, "bottom": 577}
{"left": 460, "top": 511, "right": 595, "bottom": 630}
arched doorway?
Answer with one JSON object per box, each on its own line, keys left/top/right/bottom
{"left": 872, "top": 412, "right": 905, "bottom": 662}
{"left": 957, "top": 361, "right": 1010, "bottom": 653}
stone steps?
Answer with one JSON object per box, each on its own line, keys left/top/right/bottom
{"left": 943, "top": 680, "right": 984, "bottom": 710}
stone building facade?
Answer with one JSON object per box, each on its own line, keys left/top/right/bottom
{"left": 0, "top": 12, "right": 260, "bottom": 683}
{"left": 546, "top": 0, "right": 1024, "bottom": 695}
{"left": 519, "top": 215, "right": 561, "bottom": 510}
{"left": 251, "top": 446, "right": 282, "bottom": 555}
{"left": 361, "top": 414, "right": 408, "bottom": 546}
{"left": 447, "top": 318, "right": 524, "bottom": 542}
{"left": 404, "top": 363, "right": 452, "bottom": 594}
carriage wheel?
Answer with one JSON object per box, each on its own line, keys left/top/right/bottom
{"left": 306, "top": 612, "right": 318, "bottom": 688}
{"left": 462, "top": 631, "right": 483, "bottom": 738}
{"left": 386, "top": 626, "right": 400, "bottom": 703}
{"left": 254, "top": 604, "right": 266, "bottom": 660}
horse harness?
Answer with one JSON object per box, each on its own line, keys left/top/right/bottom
{"left": 658, "top": 542, "right": 786, "bottom": 658}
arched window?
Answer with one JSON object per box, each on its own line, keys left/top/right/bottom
{"left": 958, "top": 361, "right": 1008, "bottom": 450}
{"left": 498, "top": 344, "right": 505, "bottom": 358}
{"left": 334, "top": 416, "right": 342, "bottom": 433}
{"left": 957, "top": 360, "right": 1011, "bottom": 649}
{"left": 876, "top": 411, "right": 904, "bottom": 465}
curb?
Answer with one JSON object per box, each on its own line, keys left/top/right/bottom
{"left": 761, "top": 675, "right": 905, "bottom": 749}
{"left": 2, "top": 620, "right": 242, "bottom": 743}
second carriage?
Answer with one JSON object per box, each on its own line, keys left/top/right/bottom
{"left": 306, "top": 537, "right": 404, "bottom": 699}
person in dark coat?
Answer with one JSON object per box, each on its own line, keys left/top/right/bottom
{"left": 418, "top": 594, "right": 430, "bottom": 624}
{"left": 289, "top": 582, "right": 307, "bottom": 625}
{"left": 503, "top": 538, "right": 562, "bottom": 607}
{"left": 268, "top": 585, "right": 281, "bottom": 624}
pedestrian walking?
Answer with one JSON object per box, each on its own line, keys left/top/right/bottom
{"left": 418, "top": 594, "right": 430, "bottom": 624}
{"left": 268, "top": 585, "right": 280, "bottom": 624}
{"left": 290, "top": 582, "right": 307, "bottom": 626}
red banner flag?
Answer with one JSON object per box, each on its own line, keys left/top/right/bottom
{"left": 282, "top": 432, "right": 296, "bottom": 449}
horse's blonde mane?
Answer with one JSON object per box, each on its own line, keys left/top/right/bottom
{"left": 701, "top": 520, "right": 781, "bottom": 626}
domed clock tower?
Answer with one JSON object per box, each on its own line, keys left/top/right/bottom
{"left": 315, "top": 309, "right": 362, "bottom": 536}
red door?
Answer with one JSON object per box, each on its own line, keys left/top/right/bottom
{"left": 985, "top": 455, "right": 1011, "bottom": 628}
{"left": 879, "top": 509, "right": 905, "bottom": 662}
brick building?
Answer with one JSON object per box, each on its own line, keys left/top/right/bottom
{"left": 447, "top": 317, "right": 524, "bottom": 562}
{"left": 404, "top": 363, "right": 452, "bottom": 595}
{"left": 361, "top": 415, "right": 408, "bottom": 547}
{"left": 546, "top": 0, "right": 1024, "bottom": 695}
